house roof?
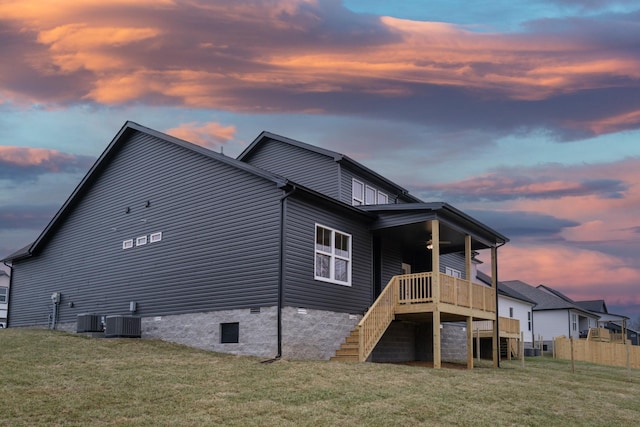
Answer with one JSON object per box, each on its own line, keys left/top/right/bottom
{"left": 1, "top": 122, "right": 374, "bottom": 262}
{"left": 238, "top": 131, "right": 423, "bottom": 203}
{"left": 576, "top": 299, "right": 608, "bottom": 314}
{"left": 501, "top": 280, "right": 598, "bottom": 318}
{"left": 476, "top": 271, "right": 536, "bottom": 305}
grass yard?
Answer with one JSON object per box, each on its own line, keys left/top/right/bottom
{"left": 1, "top": 329, "right": 639, "bottom": 426}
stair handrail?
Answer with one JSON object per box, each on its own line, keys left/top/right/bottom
{"left": 358, "top": 276, "right": 398, "bottom": 361}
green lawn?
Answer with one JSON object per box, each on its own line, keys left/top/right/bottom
{"left": 1, "top": 329, "right": 639, "bottom": 426}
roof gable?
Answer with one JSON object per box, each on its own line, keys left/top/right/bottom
{"left": 238, "top": 131, "right": 421, "bottom": 203}
{"left": 4, "top": 122, "right": 291, "bottom": 261}
{"left": 502, "top": 280, "right": 598, "bottom": 318}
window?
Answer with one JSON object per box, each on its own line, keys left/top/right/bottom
{"left": 528, "top": 312, "right": 531, "bottom": 331}
{"left": 0, "top": 287, "right": 7, "bottom": 303}
{"left": 445, "top": 267, "right": 462, "bottom": 278}
{"left": 571, "top": 313, "right": 577, "bottom": 331}
{"left": 136, "top": 235, "right": 148, "bottom": 246}
{"left": 509, "top": 307, "right": 514, "bottom": 318}
{"left": 365, "top": 185, "right": 376, "bottom": 205}
{"left": 122, "top": 239, "right": 134, "bottom": 249}
{"left": 150, "top": 232, "right": 163, "bottom": 243}
{"left": 220, "top": 322, "right": 239, "bottom": 343}
{"left": 377, "top": 192, "right": 388, "bottom": 204}
{"left": 352, "top": 178, "right": 389, "bottom": 206}
{"left": 352, "top": 179, "right": 364, "bottom": 206}
{"left": 315, "top": 224, "right": 351, "bottom": 286}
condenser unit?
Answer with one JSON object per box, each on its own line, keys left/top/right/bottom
{"left": 104, "top": 315, "right": 141, "bottom": 338}
{"left": 76, "top": 313, "right": 103, "bottom": 333}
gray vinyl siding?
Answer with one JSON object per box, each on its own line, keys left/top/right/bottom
{"left": 9, "top": 131, "right": 282, "bottom": 327}
{"left": 440, "top": 253, "right": 467, "bottom": 276}
{"left": 242, "top": 139, "right": 340, "bottom": 199}
{"left": 283, "top": 196, "right": 372, "bottom": 314}
{"left": 379, "top": 236, "right": 403, "bottom": 288}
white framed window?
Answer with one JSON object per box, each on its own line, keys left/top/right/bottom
{"left": 509, "top": 307, "right": 514, "bottom": 318}
{"left": 445, "top": 267, "right": 462, "bottom": 278}
{"left": 377, "top": 192, "right": 388, "bottom": 204}
{"left": 365, "top": 185, "right": 376, "bottom": 205}
{"left": 571, "top": 313, "right": 577, "bottom": 331}
{"left": 528, "top": 312, "right": 532, "bottom": 331}
{"left": 0, "top": 287, "right": 7, "bottom": 303}
{"left": 150, "top": 232, "right": 163, "bottom": 243}
{"left": 352, "top": 179, "right": 364, "bottom": 206}
{"left": 136, "top": 235, "right": 148, "bottom": 246}
{"left": 122, "top": 239, "right": 134, "bottom": 250}
{"left": 315, "top": 224, "right": 351, "bottom": 286}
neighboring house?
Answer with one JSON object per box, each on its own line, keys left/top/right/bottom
{"left": 476, "top": 271, "right": 536, "bottom": 355}
{"left": 576, "top": 299, "right": 638, "bottom": 345}
{"left": 0, "top": 270, "right": 9, "bottom": 327}
{"left": 501, "top": 281, "right": 599, "bottom": 351}
{"left": 2, "top": 121, "right": 509, "bottom": 367}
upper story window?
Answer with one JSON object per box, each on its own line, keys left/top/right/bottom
{"left": 352, "top": 179, "right": 388, "bottom": 206}
{"left": 445, "top": 266, "right": 462, "bottom": 278}
{"left": 315, "top": 224, "right": 351, "bottom": 286}
{"left": 0, "top": 287, "right": 7, "bottom": 303}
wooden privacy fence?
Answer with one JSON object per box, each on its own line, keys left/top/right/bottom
{"left": 555, "top": 336, "right": 640, "bottom": 369}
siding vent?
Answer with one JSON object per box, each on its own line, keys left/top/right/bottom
{"left": 105, "top": 315, "right": 141, "bottom": 338}
{"left": 249, "top": 307, "right": 261, "bottom": 314}
{"left": 297, "top": 308, "right": 307, "bottom": 315}
{"left": 221, "top": 322, "right": 239, "bottom": 343}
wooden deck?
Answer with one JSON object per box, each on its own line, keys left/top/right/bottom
{"left": 335, "top": 272, "right": 497, "bottom": 363}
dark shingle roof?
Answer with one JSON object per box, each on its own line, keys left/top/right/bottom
{"left": 501, "top": 281, "right": 597, "bottom": 318}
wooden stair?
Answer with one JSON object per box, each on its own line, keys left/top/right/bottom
{"left": 330, "top": 328, "right": 361, "bottom": 362}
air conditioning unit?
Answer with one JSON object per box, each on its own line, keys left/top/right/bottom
{"left": 76, "top": 313, "right": 103, "bottom": 333}
{"left": 104, "top": 315, "right": 141, "bottom": 338}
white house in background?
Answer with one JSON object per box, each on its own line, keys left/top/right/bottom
{"left": 0, "top": 270, "right": 9, "bottom": 327}
{"left": 500, "top": 280, "right": 599, "bottom": 352}
{"left": 477, "top": 272, "right": 536, "bottom": 348}
{"left": 575, "top": 299, "right": 639, "bottom": 345}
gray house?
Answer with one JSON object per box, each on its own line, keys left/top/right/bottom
{"left": 3, "top": 121, "right": 508, "bottom": 367}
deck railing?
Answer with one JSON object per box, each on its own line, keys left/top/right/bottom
{"left": 358, "top": 272, "right": 497, "bottom": 361}
{"left": 473, "top": 317, "right": 520, "bottom": 336}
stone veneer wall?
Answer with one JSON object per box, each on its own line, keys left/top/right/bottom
{"left": 440, "top": 323, "right": 468, "bottom": 363}
{"left": 141, "top": 307, "right": 278, "bottom": 358}
{"left": 282, "top": 306, "right": 361, "bottom": 360}
{"left": 57, "top": 306, "right": 361, "bottom": 360}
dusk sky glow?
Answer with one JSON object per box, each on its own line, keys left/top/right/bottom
{"left": 1, "top": 0, "right": 639, "bottom": 320}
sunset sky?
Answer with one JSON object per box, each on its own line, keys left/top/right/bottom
{"left": 1, "top": 0, "right": 639, "bottom": 320}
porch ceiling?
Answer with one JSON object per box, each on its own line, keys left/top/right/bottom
{"left": 374, "top": 221, "right": 489, "bottom": 254}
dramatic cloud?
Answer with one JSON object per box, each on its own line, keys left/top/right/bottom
{"left": 468, "top": 210, "right": 579, "bottom": 240}
{"left": 0, "top": 0, "right": 639, "bottom": 140}
{"left": 165, "top": 121, "right": 237, "bottom": 150}
{"left": 0, "top": 146, "right": 95, "bottom": 182}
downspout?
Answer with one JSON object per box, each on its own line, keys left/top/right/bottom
{"left": 276, "top": 185, "right": 297, "bottom": 359}
{"left": 3, "top": 260, "right": 13, "bottom": 328}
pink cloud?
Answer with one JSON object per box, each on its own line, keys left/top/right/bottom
{"left": 165, "top": 121, "right": 236, "bottom": 150}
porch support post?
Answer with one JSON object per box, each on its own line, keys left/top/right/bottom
{"left": 491, "top": 246, "right": 499, "bottom": 368}
{"left": 431, "top": 219, "right": 440, "bottom": 297}
{"left": 433, "top": 310, "right": 441, "bottom": 369}
{"left": 467, "top": 316, "right": 474, "bottom": 370}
